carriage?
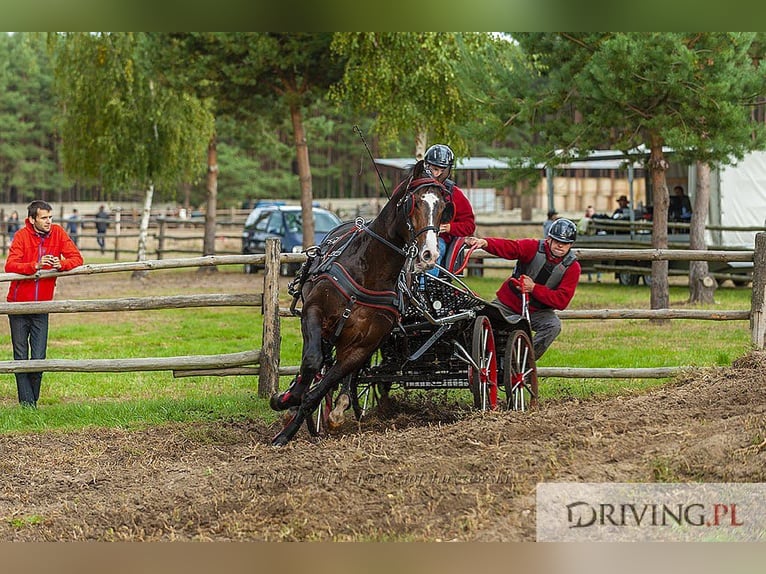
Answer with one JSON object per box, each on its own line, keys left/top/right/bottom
{"left": 269, "top": 160, "right": 538, "bottom": 446}
{"left": 340, "top": 263, "right": 539, "bottom": 425}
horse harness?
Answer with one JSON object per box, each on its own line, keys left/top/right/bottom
{"left": 288, "top": 177, "right": 451, "bottom": 344}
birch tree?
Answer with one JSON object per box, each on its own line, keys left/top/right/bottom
{"left": 52, "top": 32, "right": 214, "bottom": 276}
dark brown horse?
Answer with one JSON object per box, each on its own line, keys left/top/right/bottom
{"left": 270, "top": 160, "right": 454, "bottom": 446}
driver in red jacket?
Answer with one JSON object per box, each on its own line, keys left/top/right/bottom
{"left": 465, "top": 218, "right": 581, "bottom": 359}
{"left": 5, "top": 200, "right": 83, "bottom": 406}
{"left": 422, "top": 144, "right": 475, "bottom": 274}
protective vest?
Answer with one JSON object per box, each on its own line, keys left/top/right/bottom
{"left": 511, "top": 240, "right": 576, "bottom": 309}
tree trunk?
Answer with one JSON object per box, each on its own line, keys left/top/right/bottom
{"left": 648, "top": 137, "right": 670, "bottom": 322}
{"left": 198, "top": 134, "right": 218, "bottom": 273}
{"left": 290, "top": 102, "right": 314, "bottom": 249}
{"left": 689, "top": 162, "right": 717, "bottom": 304}
{"left": 130, "top": 183, "right": 154, "bottom": 280}
{"left": 415, "top": 129, "right": 428, "bottom": 161}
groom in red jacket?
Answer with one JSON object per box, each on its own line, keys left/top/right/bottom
{"left": 5, "top": 200, "right": 83, "bottom": 407}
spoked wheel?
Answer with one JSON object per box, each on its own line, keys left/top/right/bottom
{"left": 303, "top": 367, "right": 335, "bottom": 437}
{"left": 503, "top": 330, "right": 538, "bottom": 411}
{"left": 617, "top": 271, "right": 639, "bottom": 286}
{"left": 468, "top": 315, "right": 498, "bottom": 411}
{"left": 348, "top": 350, "right": 390, "bottom": 421}
{"left": 351, "top": 379, "right": 386, "bottom": 421}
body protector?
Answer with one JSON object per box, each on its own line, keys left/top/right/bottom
{"left": 511, "top": 240, "right": 577, "bottom": 309}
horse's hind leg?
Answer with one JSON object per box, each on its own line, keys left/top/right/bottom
{"left": 328, "top": 375, "right": 352, "bottom": 429}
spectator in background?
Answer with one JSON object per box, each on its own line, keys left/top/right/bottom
{"left": 542, "top": 210, "right": 559, "bottom": 238}
{"left": 66, "top": 209, "right": 80, "bottom": 246}
{"left": 95, "top": 205, "right": 109, "bottom": 254}
{"left": 670, "top": 185, "right": 693, "bottom": 223}
{"left": 7, "top": 210, "right": 20, "bottom": 243}
{"left": 612, "top": 195, "right": 630, "bottom": 219}
{"left": 5, "top": 200, "right": 83, "bottom": 407}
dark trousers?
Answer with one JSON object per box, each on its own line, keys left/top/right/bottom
{"left": 9, "top": 313, "right": 49, "bottom": 406}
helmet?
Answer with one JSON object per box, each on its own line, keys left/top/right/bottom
{"left": 547, "top": 218, "right": 577, "bottom": 243}
{"left": 424, "top": 144, "right": 454, "bottom": 168}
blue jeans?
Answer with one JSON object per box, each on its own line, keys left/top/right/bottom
{"left": 9, "top": 314, "right": 49, "bottom": 406}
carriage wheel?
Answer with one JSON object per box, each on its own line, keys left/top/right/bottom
{"left": 303, "top": 368, "right": 334, "bottom": 437}
{"left": 503, "top": 330, "right": 538, "bottom": 411}
{"left": 351, "top": 379, "right": 383, "bottom": 420}
{"left": 308, "top": 392, "right": 334, "bottom": 437}
{"left": 468, "top": 315, "right": 498, "bottom": 411}
{"left": 348, "top": 349, "right": 391, "bottom": 421}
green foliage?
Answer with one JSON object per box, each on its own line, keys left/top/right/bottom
{"left": 52, "top": 32, "right": 214, "bottom": 197}
{"left": 330, "top": 33, "right": 498, "bottom": 157}
{"left": 502, "top": 33, "right": 766, "bottom": 166}
{"left": 0, "top": 32, "right": 66, "bottom": 202}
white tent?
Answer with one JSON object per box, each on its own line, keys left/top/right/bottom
{"left": 710, "top": 151, "right": 766, "bottom": 249}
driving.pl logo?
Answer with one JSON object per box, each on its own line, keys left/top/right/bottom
{"left": 536, "top": 483, "right": 765, "bottom": 541}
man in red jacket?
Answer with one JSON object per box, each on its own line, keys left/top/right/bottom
{"left": 465, "top": 218, "right": 581, "bottom": 359}
{"left": 422, "top": 144, "right": 475, "bottom": 275}
{"left": 5, "top": 200, "right": 83, "bottom": 407}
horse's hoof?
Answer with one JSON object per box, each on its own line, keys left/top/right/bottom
{"left": 271, "top": 433, "right": 290, "bottom": 447}
{"left": 328, "top": 393, "right": 351, "bottom": 430}
{"left": 271, "top": 409, "right": 302, "bottom": 447}
{"left": 270, "top": 390, "right": 299, "bottom": 411}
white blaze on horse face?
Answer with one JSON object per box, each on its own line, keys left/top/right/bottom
{"left": 420, "top": 191, "right": 441, "bottom": 268}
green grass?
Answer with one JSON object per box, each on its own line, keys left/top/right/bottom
{"left": 0, "top": 269, "right": 754, "bottom": 433}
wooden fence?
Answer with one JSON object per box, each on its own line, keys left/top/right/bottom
{"left": 0, "top": 252, "right": 281, "bottom": 398}
{"left": 262, "top": 233, "right": 766, "bottom": 392}
{"left": 1, "top": 235, "right": 764, "bottom": 401}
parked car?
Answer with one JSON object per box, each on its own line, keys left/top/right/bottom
{"left": 241, "top": 205, "right": 343, "bottom": 276}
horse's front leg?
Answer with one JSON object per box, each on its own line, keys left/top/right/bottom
{"left": 269, "top": 305, "right": 324, "bottom": 412}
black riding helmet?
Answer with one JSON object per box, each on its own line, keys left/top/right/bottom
{"left": 547, "top": 218, "right": 577, "bottom": 243}
{"left": 424, "top": 144, "right": 454, "bottom": 168}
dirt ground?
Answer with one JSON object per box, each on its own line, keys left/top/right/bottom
{"left": 0, "top": 270, "right": 764, "bottom": 541}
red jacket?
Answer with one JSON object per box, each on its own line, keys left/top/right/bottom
{"left": 441, "top": 183, "right": 476, "bottom": 243}
{"left": 5, "top": 219, "right": 83, "bottom": 303}
{"left": 484, "top": 237, "right": 581, "bottom": 313}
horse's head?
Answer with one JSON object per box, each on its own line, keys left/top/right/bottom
{"left": 397, "top": 160, "right": 455, "bottom": 271}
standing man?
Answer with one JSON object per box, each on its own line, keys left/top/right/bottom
{"left": 95, "top": 205, "right": 109, "bottom": 254}
{"left": 5, "top": 200, "right": 83, "bottom": 407}
{"left": 465, "top": 218, "right": 581, "bottom": 359}
{"left": 66, "top": 208, "right": 80, "bottom": 246}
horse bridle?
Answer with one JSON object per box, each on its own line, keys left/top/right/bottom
{"left": 360, "top": 177, "right": 450, "bottom": 261}
{"left": 398, "top": 176, "right": 452, "bottom": 242}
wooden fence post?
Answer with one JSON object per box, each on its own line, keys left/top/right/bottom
{"left": 751, "top": 232, "right": 766, "bottom": 350}
{"left": 114, "top": 209, "right": 121, "bottom": 261}
{"left": 259, "top": 238, "right": 281, "bottom": 397}
{"left": 157, "top": 218, "right": 166, "bottom": 260}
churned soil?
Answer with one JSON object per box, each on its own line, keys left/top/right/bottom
{"left": 0, "top": 270, "right": 763, "bottom": 541}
